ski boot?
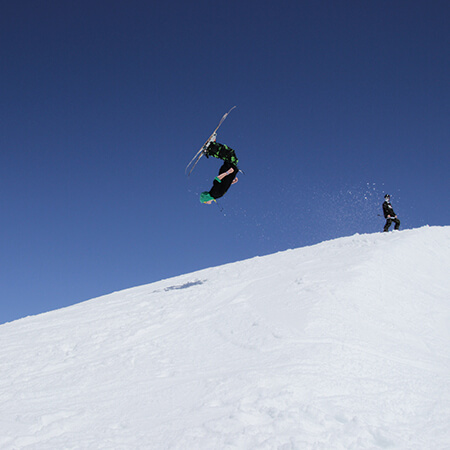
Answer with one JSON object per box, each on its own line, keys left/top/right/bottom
{"left": 202, "top": 133, "right": 217, "bottom": 158}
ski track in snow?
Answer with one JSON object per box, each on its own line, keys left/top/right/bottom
{"left": 1, "top": 226, "right": 450, "bottom": 449}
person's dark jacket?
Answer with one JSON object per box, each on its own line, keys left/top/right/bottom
{"left": 209, "top": 162, "right": 238, "bottom": 199}
{"left": 382, "top": 201, "right": 396, "bottom": 218}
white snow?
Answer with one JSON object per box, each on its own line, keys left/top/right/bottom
{"left": 1, "top": 226, "right": 450, "bottom": 449}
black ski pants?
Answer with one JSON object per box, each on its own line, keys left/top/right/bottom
{"left": 384, "top": 218, "right": 400, "bottom": 232}
{"left": 207, "top": 142, "right": 239, "bottom": 166}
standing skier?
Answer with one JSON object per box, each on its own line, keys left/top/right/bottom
{"left": 382, "top": 194, "right": 400, "bottom": 232}
{"left": 199, "top": 139, "right": 239, "bottom": 204}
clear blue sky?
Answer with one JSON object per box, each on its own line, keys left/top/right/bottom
{"left": 1, "top": 0, "right": 449, "bottom": 324}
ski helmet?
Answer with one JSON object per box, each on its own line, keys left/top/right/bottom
{"left": 384, "top": 194, "right": 390, "bottom": 199}
{"left": 199, "top": 191, "right": 215, "bottom": 203}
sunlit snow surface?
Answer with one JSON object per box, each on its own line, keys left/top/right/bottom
{"left": 1, "top": 226, "right": 449, "bottom": 449}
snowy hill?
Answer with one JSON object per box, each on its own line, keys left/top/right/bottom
{"left": 1, "top": 226, "right": 450, "bottom": 449}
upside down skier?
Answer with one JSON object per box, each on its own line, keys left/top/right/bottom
{"left": 199, "top": 137, "right": 240, "bottom": 205}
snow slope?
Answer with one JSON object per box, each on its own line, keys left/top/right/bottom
{"left": 1, "top": 226, "right": 450, "bottom": 449}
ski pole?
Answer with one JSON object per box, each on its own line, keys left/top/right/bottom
{"left": 215, "top": 200, "right": 225, "bottom": 215}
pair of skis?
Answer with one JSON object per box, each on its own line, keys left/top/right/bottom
{"left": 185, "top": 106, "right": 236, "bottom": 176}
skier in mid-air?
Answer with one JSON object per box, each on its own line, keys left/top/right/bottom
{"left": 199, "top": 137, "right": 239, "bottom": 205}
{"left": 382, "top": 194, "right": 400, "bottom": 232}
